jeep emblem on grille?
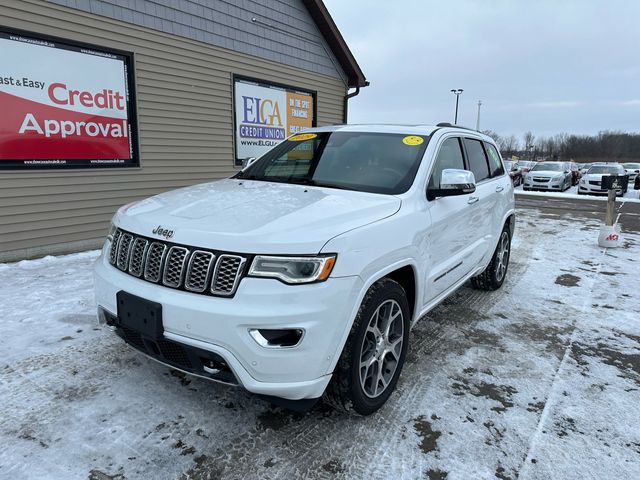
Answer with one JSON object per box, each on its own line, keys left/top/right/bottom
{"left": 152, "top": 225, "right": 174, "bottom": 239}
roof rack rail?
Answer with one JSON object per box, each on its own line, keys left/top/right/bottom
{"left": 436, "top": 122, "right": 477, "bottom": 131}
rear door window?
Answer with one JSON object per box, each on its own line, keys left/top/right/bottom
{"left": 463, "top": 138, "right": 491, "bottom": 183}
{"left": 484, "top": 142, "right": 505, "bottom": 177}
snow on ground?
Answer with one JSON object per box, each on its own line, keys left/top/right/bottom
{"left": 1, "top": 209, "right": 639, "bottom": 480}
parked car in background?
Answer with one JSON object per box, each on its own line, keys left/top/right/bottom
{"left": 523, "top": 161, "right": 573, "bottom": 192}
{"left": 578, "top": 163, "right": 629, "bottom": 196}
{"left": 518, "top": 161, "right": 536, "bottom": 173}
{"left": 623, "top": 163, "right": 640, "bottom": 183}
{"left": 504, "top": 160, "right": 523, "bottom": 186}
{"left": 579, "top": 163, "right": 592, "bottom": 175}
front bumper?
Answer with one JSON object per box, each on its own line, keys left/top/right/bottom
{"left": 94, "top": 244, "right": 363, "bottom": 400}
{"left": 578, "top": 184, "right": 623, "bottom": 195}
{"left": 523, "top": 177, "right": 564, "bottom": 190}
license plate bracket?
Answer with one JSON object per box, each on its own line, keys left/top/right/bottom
{"left": 116, "top": 291, "right": 163, "bottom": 339}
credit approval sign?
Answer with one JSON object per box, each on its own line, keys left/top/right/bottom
{"left": 233, "top": 77, "right": 315, "bottom": 166}
{"left": 0, "top": 29, "right": 137, "bottom": 169}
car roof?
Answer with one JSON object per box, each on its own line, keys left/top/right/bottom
{"left": 302, "top": 124, "right": 495, "bottom": 142}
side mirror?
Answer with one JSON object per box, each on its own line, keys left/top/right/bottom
{"left": 242, "top": 157, "right": 257, "bottom": 168}
{"left": 511, "top": 166, "right": 518, "bottom": 171}
{"left": 427, "top": 169, "right": 476, "bottom": 200}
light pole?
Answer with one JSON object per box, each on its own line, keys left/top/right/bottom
{"left": 451, "top": 89, "right": 463, "bottom": 124}
{"left": 476, "top": 100, "right": 482, "bottom": 130}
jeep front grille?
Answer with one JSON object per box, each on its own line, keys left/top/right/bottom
{"left": 212, "top": 255, "right": 246, "bottom": 295}
{"left": 109, "top": 228, "right": 247, "bottom": 297}
{"left": 144, "top": 242, "right": 167, "bottom": 283}
{"left": 162, "top": 246, "right": 189, "bottom": 288}
{"left": 185, "top": 251, "right": 215, "bottom": 293}
{"left": 128, "top": 238, "right": 148, "bottom": 277}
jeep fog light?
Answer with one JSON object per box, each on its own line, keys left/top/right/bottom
{"left": 248, "top": 255, "right": 336, "bottom": 284}
{"left": 249, "top": 328, "right": 304, "bottom": 348}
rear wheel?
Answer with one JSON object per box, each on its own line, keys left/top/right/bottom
{"left": 324, "top": 278, "right": 410, "bottom": 415}
{"left": 470, "top": 225, "right": 511, "bottom": 291}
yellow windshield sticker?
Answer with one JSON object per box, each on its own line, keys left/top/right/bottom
{"left": 289, "top": 133, "right": 317, "bottom": 141}
{"left": 402, "top": 135, "right": 424, "bottom": 146}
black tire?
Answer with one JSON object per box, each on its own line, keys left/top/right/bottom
{"left": 470, "top": 224, "right": 511, "bottom": 291}
{"left": 324, "top": 278, "right": 410, "bottom": 415}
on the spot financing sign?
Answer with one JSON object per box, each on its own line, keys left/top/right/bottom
{"left": 234, "top": 77, "right": 315, "bottom": 165}
{"left": 0, "top": 29, "right": 137, "bottom": 169}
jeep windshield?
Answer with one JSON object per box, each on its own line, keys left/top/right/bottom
{"left": 235, "top": 131, "right": 430, "bottom": 194}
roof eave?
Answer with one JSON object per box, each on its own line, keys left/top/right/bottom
{"left": 301, "top": 0, "right": 368, "bottom": 89}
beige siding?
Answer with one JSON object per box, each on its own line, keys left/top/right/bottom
{"left": 0, "top": 0, "right": 347, "bottom": 261}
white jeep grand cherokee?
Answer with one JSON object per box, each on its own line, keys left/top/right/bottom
{"left": 94, "top": 124, "right": 515, "bottom": 415}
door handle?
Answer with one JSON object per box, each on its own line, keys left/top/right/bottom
{"left": 495, "top": 186, "right": 504, "bottom": 192}
{"left": 467, "top": 196, "right": 479, "bottom": 204}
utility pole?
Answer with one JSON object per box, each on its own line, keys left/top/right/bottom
{"left": 476, "top": 100, "right": 482, "bottom": 130}
{"left": 450, "top": 89, "right": 463, "bottom": 124}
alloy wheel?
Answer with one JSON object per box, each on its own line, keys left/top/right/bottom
{"left": 495, "top": 231, "right": 510, "bottom": 281}
{"left": 359, "top": 299, "right": 404, "bottom": 398}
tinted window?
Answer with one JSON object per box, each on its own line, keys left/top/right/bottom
{"left": 484, "top": 143, "right": 505, "bottom": 176}
{"left": 464, "top": 138, "right": 490, "bottom": 182}
{"left": 588, "top": 165, "right": 625, "bottom": 175}
{"left": 238, "top": 131, "right": 429, "bottom": 194}
{"left": 428, "top": 137, "right": 465, "bottom": 189}
{"left": 531, "top": 162, "right": 564, "bottom": 172}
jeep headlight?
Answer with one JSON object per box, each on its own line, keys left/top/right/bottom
{"left": 249, "top": 255, "right": 336, "bottom": 284}
{"left": 106, "top": 222, "right": 117, "bottom": 242}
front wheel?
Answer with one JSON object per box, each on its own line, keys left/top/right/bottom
{"left": 470, "top": 225, "right": 511, "bottom": 291}
{"left": 324, "top": 278, "right": 410, "bottom": 415}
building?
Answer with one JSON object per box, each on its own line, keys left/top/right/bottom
{"left": 0, "top": 0, "right": 367, "bottom": 262}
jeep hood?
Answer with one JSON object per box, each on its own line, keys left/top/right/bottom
{"left": 115, "top": 179, "right": 402, "bottom": 254}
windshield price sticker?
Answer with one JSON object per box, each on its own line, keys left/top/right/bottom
{"left": 402, "top": 135, "right": 424, "bottom": 146}
{"left": 289, "top": 133, "right": 317, "bottom": 142}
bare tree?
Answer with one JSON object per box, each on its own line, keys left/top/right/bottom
{"left": 481, "top": 130, "right": 501, "bottom": 143}
{"left": 501, "top": 135, "right": 519, "bottom": 157}
{"left": 523, "top": 131, "right": 535, "bottom": 149}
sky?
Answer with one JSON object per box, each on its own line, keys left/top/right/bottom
{"left": 324, "top": 0, "right": 640, "bottom": 141}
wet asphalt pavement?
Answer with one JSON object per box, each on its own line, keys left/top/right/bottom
{"left": 515, "top": 193, "right": 640, "bottom": 232}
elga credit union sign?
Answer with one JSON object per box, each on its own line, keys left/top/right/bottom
{"left": 233, "top": 77, "right": 315, "bottom": 165}
{"left": 0, "top": 29, "right": 138, "bottom": 169}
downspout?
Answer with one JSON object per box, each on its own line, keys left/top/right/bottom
{"left": 343, "top": 82, "right": 369, "bottom": 123}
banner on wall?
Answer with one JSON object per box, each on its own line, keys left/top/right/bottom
{"left": 0, "top": 28, "right": 138, "bottom": 169}
{"left": 233, "top": 77, "right": 316, "bottom": 166}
